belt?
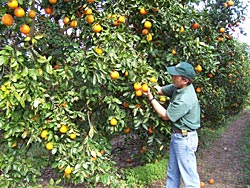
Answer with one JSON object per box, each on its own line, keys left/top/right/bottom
{"left": 171, "top": 129, "right": 196, "bottom": 137}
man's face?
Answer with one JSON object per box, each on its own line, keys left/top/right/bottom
{"left": 171, "top": 75, "right": 188, "bottom": 88}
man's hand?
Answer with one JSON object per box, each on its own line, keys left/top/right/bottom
{"left": 154, "top": 85, "right": 163, "bottom": 95}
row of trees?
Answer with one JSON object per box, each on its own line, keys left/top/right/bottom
{"left": 0, "top": 0, "right": 249, "bottom": 187}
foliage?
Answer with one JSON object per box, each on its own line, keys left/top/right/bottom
{"left": 0, "top": 0, "right": 250, "bottom": 187}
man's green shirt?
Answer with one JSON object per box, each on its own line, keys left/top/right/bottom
{"left": 161, "top": 84, "right": 200, "bottom": 131}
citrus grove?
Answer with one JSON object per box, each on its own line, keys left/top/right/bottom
{"left": 0, "top": 0, "right": 249, "bottom": 187}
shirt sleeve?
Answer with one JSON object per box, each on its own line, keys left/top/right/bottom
{"left": 167, "top": 100, "right": 189, "bottom": 122}
{"left": 161, "top": 84, "right": 175, "bottom": 97}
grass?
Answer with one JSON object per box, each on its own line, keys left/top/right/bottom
{"left": 239, "top": 119, "right": 250, "bottom": 185}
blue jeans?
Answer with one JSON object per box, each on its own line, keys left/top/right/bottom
{"left": 166, "top": 131, "right": 200, "bottom": 188}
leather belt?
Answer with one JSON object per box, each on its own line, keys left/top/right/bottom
{"left": 171, "top": 129, "right": 196, "bottom": 137}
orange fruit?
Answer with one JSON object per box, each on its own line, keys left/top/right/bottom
{"left": 113, "top": 20, "right": 119, "bottom": 27}
{"left": 141, "top": 83, "right": 148, "bottom": 92}
{"left": 70, "top": 20, "right": 77, "bottom": 28}
{"left": 146, "top": 33, "right": 152, "bottom": 42}
{"left": 195, "top": 64, "right": 202, "bottom": 72}
{"left": 8, "top": 0, "right": 18, "bottom": 9}
{"left": 46, "top": 142, "right": 53, "bottom": 150}
{"left": 219, "top": 27, "right": 225, "bottom": 33}
{"left": 152, "top": 7, "right": 158, "bottom": 12}
{"left": 123, "top": 101, "right": 129, "bottom": 108}
{"left": 172, "top": 49, "right": 177, "bottom": 55}
{"left": 14, "top": 7, "right": 25, "bottom": 18}
{"left": 83, "top": 7, "right": 92, "bottom": 15}
{"left": 142, "top": 28, "right": 149, "bottom": 35}
{"left": 118, "top": 15, "right": 125, "bottom": 23}
{"left": 110, "top": 118, "right": 117, "bottom": 126}
{"left": 95, "top": 47, "right": 103, "bottom": 55}
{"left": 110, "top": 70, "right": 119, "bottom": 79}
{"left": 140, "top": 146, "right": 146, "bottom": 153}
{"left": 149, "top": 76, "right": 157, "bottom": 83}
{"left": 124, "top": 126, "right": 130, "bottom": 134}
{"left": 45, "top": 7, "right": 53, "bottom": 14}
{"left": 196, "top": 87, "right": 201, "bottom": 93}
{"left": 160, "top": 96, "right": 166, "bottom": 102}
{"left": 208, "top": 73, "right": 213, "bottom": 78}
{"left": 144, "top": 21, "right": 152, "bottom": 29}
{"left": 93, "top": 23, "right": 102, "bottom": 33}
{"left": 100, "top": 149, "right": 105, "bottom": 155}
{"left": 41, "top": 130, "right": 48, "bottom": 139}
{"left": 49, "top": 0, "right": 57, "bottom": 4}
{"left": 64, "top": 167, "right": 72, "bottom": 175}
{"left": 1, "top": 14, "right": 14, "bottom": 26}
{"left": 135, "top": 89, "right": 143, "bottom": 97}
{"left": 28, "top": 10, "right": 36, "bottom": 19}
{"left": 180, "top": 26, "right": 185, "bottom": 32}
{"left": 134, "top": 82, "right": 141, "bottom": 90}
{"left": 86, "top": 15, "right": 94, "bottom": 24}
{"left": 140, "top": 7, "right": 147, "bottom": 15}
{"left": 200, "top": 181, "right": 205, "bottom": 187}
{"left": 208, "top": 178, "right": 215, "bottom": 185}
{"left": 192, "top": 22, "right": 199, "bottom": 29}
{"left": 87, "top": 0, "right": 95, "bottom": 2}
{"left": 148, "top": 126, "right": 153, "bottom": 134}
{"left": 124, "top": 70, "right": 129, "bottom": 77}
{"left": 60, "top": 124, "right": 68, "bottom": 133}
{"left": 20, "top": 24, "right": 30, "bottom": 35}
{"left": 69, "top": 133, "right": 76, "bottom": 140}
{"left": 227, "top": 0, "right": 234, "bottom": 7}
{"left": 63, "top": 17, "right": 70, "bottom": 25}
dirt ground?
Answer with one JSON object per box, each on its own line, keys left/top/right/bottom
{"left": 151, "top": 110, "right": 250, "bottom": 188}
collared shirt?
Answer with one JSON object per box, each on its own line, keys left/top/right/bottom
{"left": 161, "top": 84, "right": 200, "bottom": 131}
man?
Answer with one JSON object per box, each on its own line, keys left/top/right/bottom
{"left": 145, "top": 62, "right": 200, "bottom": 188}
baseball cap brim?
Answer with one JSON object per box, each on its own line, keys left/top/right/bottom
{"left": 166, "top": 66, "right": 180, "bottom": 76}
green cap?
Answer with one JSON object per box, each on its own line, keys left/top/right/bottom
{"left": 166, "top": 62, "right": 196, "bottom": 81}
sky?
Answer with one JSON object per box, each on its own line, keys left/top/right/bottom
{"left": 237, "top": 0, "right": 250, "bottom": 44}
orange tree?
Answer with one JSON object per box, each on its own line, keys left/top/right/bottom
{"left": 0, "top": 0, "right": 249, "bottom": 187}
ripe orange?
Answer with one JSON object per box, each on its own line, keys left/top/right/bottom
{"left": 208, "top": 73, "right": 213, "bottom": 78}
{"left": 95, "top": 47, "right": 103, "bottom": 55}
{"left": 124, "top": 70, "right": 129, "bottom": 77}
{"left": 200, "top": 181, "right": 205, "bottom": 187}
{"left": 118, "top": 15, "right": 125, "bottom": 23}
{"left": 172, "top": 49, "right": 177, "bottom": 55}
{"left": 134, "top": 82, "right": 141, "bottom": 91}
{"left": 146, "top": 33, "right": 153, "bottom": 42}
{"left": 135, "top": 89, "right": 143, "bottom": 97}
{"left": 148, "top": 126, "right": 153, "bottom": 134}
{"left": 45, "top": 7, "right": 53, "bottom": 14}
{"left": 70, "top": 20, "right": 77, "bottom": 28}
{"left": 180, "top": 26, "right": 185, "bottom": 32}
{"left": 160, "top": 96, "right": 166, "bottom": 102}
{"left": 20, "top": 24, "right": 30, "bottom": 35}
{"left": 208, "top": 178, "right": 215, "bottom": 185}
{"left": 46, "top": 142, "right": 53, "bottom": 150}
{"left": 28, "top": 10, "right": 36, "bottom": 19}
{"left": 41, "top": 130, "right": 48, "bottom": 139}
{"left": 63, "top": 17, "right": 70, "bottom": 25}
{"left": 195, "top": 64, "right": 202, "bottom": 72}
{"left": 60, "top": 124, "right": 68, "bottom": 133}
{"left": 227, "top": 0, "right": 234, "bottom": 7}
{"left": 49, "top": 0, "right": 57, "bottom": 4}
{"left": 64, "top": 167, "right": 72, "bottom": 175}
{"left": 141, "top": 83, "right": 148, "bottom": 92}
{"left": 152, "top": 7, "right": 158, "bottom": 12}
{"left": 93, "top": 23, "right": 102, "bottom": 33}
{"left": 8, "top": 0, "right": 18, "bottom": 9}
{"left": 110, "top": 70, "right": 119, "bottom": 80}
{"left": 140, "top": 7, "right": 147, "bottom": 15}
{"left": 140, "top": 146, "right": 146, "bottom": 153}
{"left": 150, "top": 76, "right": 157, "bottom": 83}
{"left": 69, "top": 133, "right": 76, "bottom": 140}
{"left": 192, "top": 22, "right": 199, "bottom": 29}
{"left": 87, "top": 0, "right": 95, "bottom": 2}
{"left": 144, "top": 21, "right": 152, "bottom": 29}
{"left": 1, "top": 14, "right": 14, "bottom": 26}
{"left": 196, "top": 87, "right": 201, "bottom": 93}
{"left": 14, "top": 7, "right": 25, "bottom": 18}
{"left": 219, "top": 27, "right": 225, "bottom": 33}
{"left": 110, "top": 118, "right": 117, "bottom": 126}
{"left": 142, "top": 28, "right": 149, "bottom": 35}
{"left": 100, "top": 149, "right": 105, "bottom": 155}
{"left": 124, "top": 126, "right": 130, "bottom": 134}
{"left": 83, "top": 7, "right": 92, "bottom": 15}
{"left": 86, "top": 15, "right": 94, "bottom": 24}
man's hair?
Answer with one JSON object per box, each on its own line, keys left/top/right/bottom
{"left": 181, "top": 76, "right": 192, "bottom": 85}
